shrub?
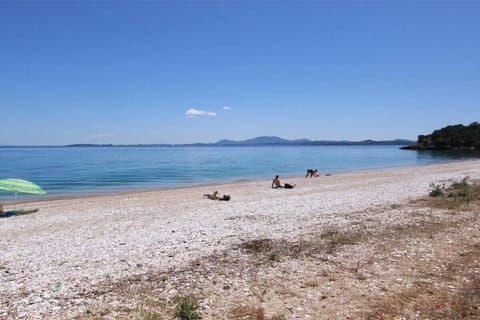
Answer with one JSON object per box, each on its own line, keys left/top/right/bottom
{"left": 448, "top": 177, "right": 470, "bottom": 197}
{"left": 429, "top": 183, "right": 445, "bottom": 197}
{"left": 428, "top": 177, "right": 480, "bottom": 209}
{"left": 173, "top": 296, "right": 202, "bottom": 320}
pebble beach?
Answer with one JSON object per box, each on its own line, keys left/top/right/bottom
{"left": 1, "top": 159, "right": 480, "bottom": 319}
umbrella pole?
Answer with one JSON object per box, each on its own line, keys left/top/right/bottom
{"left": 14, "top": 191, "right": 17, "bottom": 211}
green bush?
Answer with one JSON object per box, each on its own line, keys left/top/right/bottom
{"left": 429, "top": 183, "right": 445, "bottom": 197}
{"left": 428, "top": 177, "right": 480, "bottom": 209}
{"left": 448, "top": 177, "right": 471, "bottom": 197}
{"left": 173, "top": 296, "right": 202, "bottom": 320}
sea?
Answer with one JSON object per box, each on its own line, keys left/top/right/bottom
{"left": 0, "top": 145, "right": 479, "bottom": 201}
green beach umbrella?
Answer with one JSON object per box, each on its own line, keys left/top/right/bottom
{"left": 0, "top": 178, "right": 46, "bottom": 210}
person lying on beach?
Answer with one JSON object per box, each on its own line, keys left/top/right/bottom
{"left": 0, "top": 204, "right": 39, "bottom": 218}
{"left": 204, "top": 191, "right": 220, "bottom": 200}
{"left": 272, "top": 175, "right": 295, "bottom": 189}
{"left": 305, "top": 169, "right": 319, "bottom": 178}
{"left": 203, "top": 191, "right": 231, "bottom": 201}
{"left": 0, "top": 203, "right": 12, "bottom": 218}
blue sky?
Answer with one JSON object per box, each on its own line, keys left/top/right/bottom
{"left": 1, "top": 1, "right": 479, "bottom": 145}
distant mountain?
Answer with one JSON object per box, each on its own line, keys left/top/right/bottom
{"left": 67, "top": 144, "right": 115, "bottom": 147}
{"left": 214, "top": 137, "right": 414, "bottom": 146}
{"left": 65, "top": 137, "right": 415, "bottom": 147}
{"left": 216, "top": 136, "right": 304, "bottom": 145}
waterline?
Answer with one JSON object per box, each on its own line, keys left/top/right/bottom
{"left": 1, "top": 146, "right": 478, "bottom": 200}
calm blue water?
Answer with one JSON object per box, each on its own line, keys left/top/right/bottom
{"left": 0, "top": 146, "right": 478, "bottom": 201}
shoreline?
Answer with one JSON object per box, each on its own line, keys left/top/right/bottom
{"left": 2, "top": 158, "right": 473, "bottom": 207}
{"left": 1, "top": 159, "right": 480, "bottom": 319}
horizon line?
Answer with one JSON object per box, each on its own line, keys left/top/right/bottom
{"left": 0, "top": 137, "right": 415, "bottom": 148}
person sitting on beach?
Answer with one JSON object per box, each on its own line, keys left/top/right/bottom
{"left": 272, "top": 175, "right": 295, "bottom": 189}
{"left": 272, "top": 175, "right": 282, "bottom": 188}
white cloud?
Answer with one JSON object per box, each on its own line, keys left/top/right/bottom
{"left": 185, "top": 108, "right": 217, "bottom": 118}
{"left": 90, "top": 133, "right": 113, "bottom": 139}
{"left": 223, "top": 106, "right": 232, "bottom": 110}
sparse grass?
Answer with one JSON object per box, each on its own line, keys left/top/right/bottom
{"left": 135, "top": 297, "right": 169, "bottom": 320}
{"left": 239, "top": 239, "right": 283, "bottom": 265}
{"left": 268, "top": 250, "right": 280, "bottom": 262}
{"left": 350, "top": 261, "right": 370, "bottom": 281}
{"left": 241, "top": 239, "right": 274, "bottom": 254}
{"left": 322, "top": 229, "right": 358, "bottom": 245}
{"left": 230, "top": 305, "right": 266, "bottom": 320}
{"left": 366, "top": 276, "right": 480, "bottom": 320}
{"left": 321, "top": 229, "right": 359, "bottom": 254}
{"left": 229, "top": 304, "right": 286, "bottom": 320}
{"left": 363, "top": 233, "right": 480, "bottom": 320}
{"left": 303, "top": 279, "right": 320, "bottom": 287}
{"left": 138, "top": 308, "right": 164, "bottom": 320}
{"left": 239, "top": 229, "right": 360, "bottom": 262}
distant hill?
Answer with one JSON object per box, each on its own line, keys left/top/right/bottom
{"left": 67, "top": 144, "right": 115, "bottom": 147}
{"left": 216, "top": 136, "right": 307, "bottom": 145}
{"left": 401, "top": 122, "right": 480, "bottom": 150}
{"left": 66, "top": 137, "right": 414, "bottom": 147}
{"left": 214, "top": 136, "right": 413, "bottom": 146}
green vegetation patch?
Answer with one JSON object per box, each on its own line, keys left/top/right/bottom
{"left": 173, "top": 295, "right": 202, "bottom": 320}
{"left": 428, "top": 177, "right": 480, "bottom": 209}
{"left": 417, "top": 122, "right": 480, "bottom": 150}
